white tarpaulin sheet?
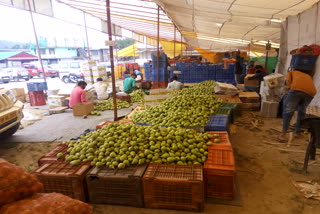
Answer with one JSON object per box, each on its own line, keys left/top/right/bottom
{"left": 279, "top": 2, "right": 320, "bottom": 107}
{"left": 155, "top": 0, "right": 319, "bottom": 50}
{"left": 0, "top": 0, "right": 53, "bottom": 16}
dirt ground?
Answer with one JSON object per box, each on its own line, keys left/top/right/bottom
{"left": 0, "top": 111, "right": 320, "bottom": 214}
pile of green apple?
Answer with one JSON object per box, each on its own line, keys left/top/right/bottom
{"left": 94, "top": 99, "right": 131, "bottom": 111}
{"left": 62, "top": 123, "right": 220, "bottom": 168}
{"left": 132, "top": 95, "right": 223, "bottom": 126}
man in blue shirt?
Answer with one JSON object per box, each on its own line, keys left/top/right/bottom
{"left": 123, "top": 74, "right": 138, "bottom": 94}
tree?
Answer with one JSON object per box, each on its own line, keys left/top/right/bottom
{"left": 116, "top": 38, "right": 134, "bottom": 50}
{"left": 12, "top": 44, "right": 21, "bottom": 49}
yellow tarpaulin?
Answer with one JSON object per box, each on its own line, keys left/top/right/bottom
{"left": 116, "top": 44, "right": 139, "bottom": 57}
{"left": 194, "top": 47, "right": 224, "bottom": 63}
{"left": 160, "top": 41, "right": 186, "bottom": 58}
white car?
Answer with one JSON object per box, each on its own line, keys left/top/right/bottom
{"left": 3, "top": 67, "right": 29, "bottom": 82}
{"left": 0, "top": 88, "right": 23, "bottom": 138}
{"left": 0, "top": 69, "right": 10, "bottom": 83}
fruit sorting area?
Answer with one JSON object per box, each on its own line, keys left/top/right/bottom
{"left": 32, "top": 81, "right": 238, "bottom": 211}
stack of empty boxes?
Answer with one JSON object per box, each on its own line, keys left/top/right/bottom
{"left": 260, "top": 73, "right": 286, "bottom": 117}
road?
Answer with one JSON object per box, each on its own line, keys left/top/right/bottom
{"left": 0, "top": 77, "right": 70, "bottom": 93}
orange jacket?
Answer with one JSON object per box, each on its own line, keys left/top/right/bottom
{"left": 286, "top": 70, "right": 316, "bottom": 97}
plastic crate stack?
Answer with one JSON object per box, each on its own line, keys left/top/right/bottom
{"left": 143, "top": 163, "right": 205, "bottom": 212}
{"left": 27, "top": 82, "right": 47, "bottom": 106}
{"left": 204, "top": 132, "right": 236, "bottom": 200}
{"left": 151, "top": 54, "right": 169, "bottom": 88}
{"left": 219, "top": 103, "right": 239, "bottom": 123}
{"left": 214, "top": 107, "right": 233, "bottom": 124}
{"left": 215, "top": 64, "right": 236, "bottom": 85}
{"left": 143, "top": 62, "right": 152, "bottom": 81}
{"left": 207, "top": 64, "right": 216, "bottom": 80}
{"left": 205, "top": 115, "right": 230, "bottom": 132}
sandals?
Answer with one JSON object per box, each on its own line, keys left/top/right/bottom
{"left": 277, "top": 135, "right": 287, "bottom": 143}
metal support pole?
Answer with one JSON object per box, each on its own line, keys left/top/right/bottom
{"left": 180, "top": 34, "right": 183, "bottom": 57}
{"left": 27, "top": 0, "right": 46, "bottom": 83}
{"left": 83, "top": 13, "right": 91, "bottom": 60}
{"left": 106, "top": 0, "right": 118, "bottom": 121}
{"left": 132, "top": 31, "right": 135, "bottom": 62}
{"left": 174, "top": 27, "right": 176, "bottom": 58}
{"left": 157, "top": 6, "right": 160, "bottom": 84}
{"left": 83, "top": 12, "right": 94, "bottom": 84}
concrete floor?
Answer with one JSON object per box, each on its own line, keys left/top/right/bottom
{"left": 2, "top": 105, "right": 136, "bottom": 143}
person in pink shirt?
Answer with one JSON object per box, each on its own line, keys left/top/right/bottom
{"left": 69, "top": 81, "right": 89, "bottom": 108}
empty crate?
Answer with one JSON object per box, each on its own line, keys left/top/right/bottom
{"left": 86, "top": 164, "right": 148, "bottom": 207}
{"left": 143, "top": 163, "right": 204, "bottom": 212}
{"left": 38, "top": 144, "right": 68, "bottom": 166}
{"left": 205, "top": 115, "right": 229, "bottom": 131}
{"left": 204, "top": 146, "right": 236, "bottom": 200}
{"left": 33, "top": 162, "right": 91, "bottom": 201}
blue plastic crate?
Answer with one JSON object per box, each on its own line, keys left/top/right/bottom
{"left": 204, "top": 115, "right": 229, "bottom": 131}
{"left": 27, "top": 82, "right": 48, "bottom": 91}
{"left": 290, "top": 54, "right": 317, "bottom": 71}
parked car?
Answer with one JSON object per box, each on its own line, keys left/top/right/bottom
{"left": 58, "top": 61, "right": 84, "bottom": 83}
{"left": 0, "top": 69, "right": 10, "bottom": 83}
{"left": 0, "top": 88, "right": 24, "bottom": 138}
{"left": 23, "top": 63, "right": 59, "bottom": 78}
{"left": 3, "top": 67, "right": 29, "bottom": 82}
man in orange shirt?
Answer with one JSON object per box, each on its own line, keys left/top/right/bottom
{"left": 278, "top": 69, "right": 317, "bottom": 142}
{"left": 69, "top": 81, "right": 90, "bottom": 108}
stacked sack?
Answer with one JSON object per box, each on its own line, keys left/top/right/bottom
{"left": 259, "top": 73, "right": 286, "bottom": 117}
{"left": 0, "top": 159, "right": 93, "bottom": 214}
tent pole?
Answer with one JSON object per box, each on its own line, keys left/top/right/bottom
{"left": 157, "top": 5, "right": 160, "bottom": 85}
{"left": 180, "top": 34, "right": 183, "bottom": 57}
{"left": 132, "top": 31, "right": 136, "bottom": 62}
{"left": 27, "top": 0, "right": 46, "bottom": 83}
{"left": 106, "top": 0, "right": 118, "bottom": 121}
{"left": 83, "top": 12, "right": 94, "bottom": 84}
{"left": 174, "top": 27, "right": 176, "bottom": 58}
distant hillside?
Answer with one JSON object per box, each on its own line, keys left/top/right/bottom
{"left": 0, "top": 40, "right": 29, "bottom": 49}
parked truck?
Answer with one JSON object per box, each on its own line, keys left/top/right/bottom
{"left": 0, "top": 88, "right": 23, "bottom": 138}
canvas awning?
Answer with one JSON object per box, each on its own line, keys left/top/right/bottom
{"left": 3, "top": 0, "right": 319, "bottom": 51}
{"left": 115, "top": 44, "right": 139, "bottom": 57}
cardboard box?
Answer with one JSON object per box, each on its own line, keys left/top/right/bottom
{"left": 260, "top": 101, "right": 279, "bottom": 118}
{"left": 239, "top": 92, "right": 260, "bottom": 103}
{"left": 244, "top": 74, "right": 259, "bottom": 87}
{"left": 72, "top": 102, "right": 94, "bottom": 116}
{"left": 15, "top": 95, "right": 26, "bottom": 103}
{"left": 11, "top": 88, "right": 25, "bottom": 97}
{"left": 47, "top": 95, "right": 66, "bottom": 107}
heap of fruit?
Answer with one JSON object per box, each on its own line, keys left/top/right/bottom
{"left": 132, "top": 95, "right": 223, "bottom": 126}
{"left": 177, "top": 80, "right": 216, "bottom": 96}
{"left": 94, "top": 99, "right": 131, "bottom": 111}
{"left": 90, "top": 110, "right": 101, "bottom": 116}
{"left": 63, "top": 123, "right": 216, "bottom": 168}
{"left": 130, "top": 90, "right": 145, "bottom": 103}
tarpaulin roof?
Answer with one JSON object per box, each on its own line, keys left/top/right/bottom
{"left": 154, "top": 0, "right": 319, "bottom": 50}
{"left": 4, "top": 0, "right": 319, "bottom": 51}
{"left": 56, "top": 0, "right": 184, "bottom": 43}
{"left": 116, "top": 44, "right": 139, "bottom": 57}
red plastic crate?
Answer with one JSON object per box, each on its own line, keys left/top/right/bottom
{"left": 28, "top": 91, "right": 46, "bottom": 106}
{"left": 206, "top": 131, "right": 232, "bottom": 150}
{"left": 204, "top": 146, "right": 236, "bottom": 200}
{"left": 33, "top": 162, "right": 91, "bottom": 201}
{"left": 38, "top": 144, "right": 68, "bottom": 166}
{"left": 143, "top": 163, "right": 204, "bottom": 212}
